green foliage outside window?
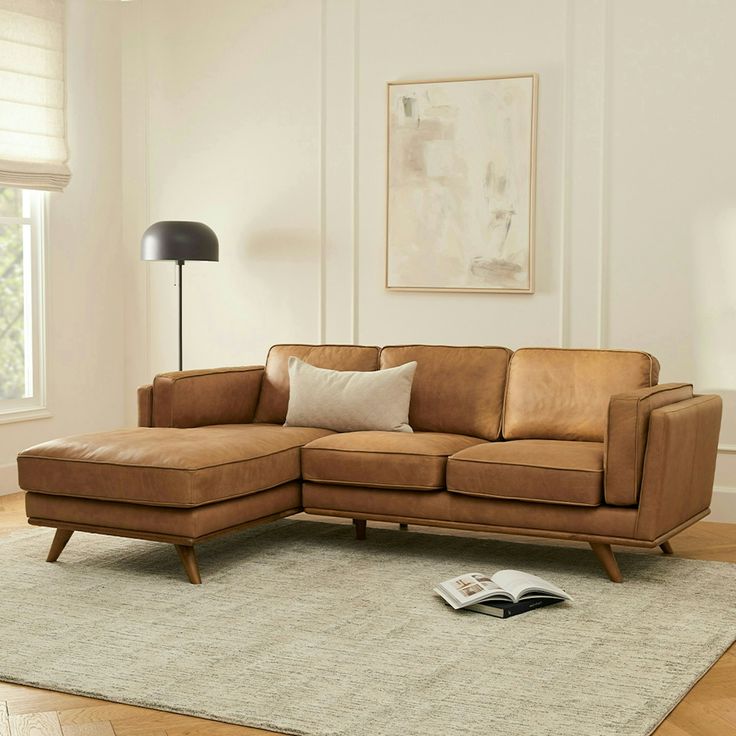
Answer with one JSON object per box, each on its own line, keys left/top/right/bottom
{"left": 0, "top": 187, "right": 26, "bottom": 400}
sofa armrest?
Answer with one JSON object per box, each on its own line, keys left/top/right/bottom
{"left": 634, "top": 394, "right": 722, "bottom": 542}
{"left": 151, "top": 366, "right": 265, "bottom": 428}
{"left": 138, "top": 384, "right": 153, "bottom": 427}
{"left": 604, "top": 383, "right": 693, "bottom": 505}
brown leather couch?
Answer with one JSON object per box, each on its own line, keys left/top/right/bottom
{"left": 17, "top": 344, "right": 722, "bottom": 584}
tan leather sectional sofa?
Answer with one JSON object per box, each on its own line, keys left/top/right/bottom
{"left": 17, "top": 344, "right": 722, "bottom": 584}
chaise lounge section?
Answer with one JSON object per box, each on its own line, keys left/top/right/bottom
{"left": 17, "top": 344, "right": 722, "bottom": 584}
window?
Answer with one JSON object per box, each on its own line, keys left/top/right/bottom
{"left": 0, "top": 186, "right": 47, "bottom": 421}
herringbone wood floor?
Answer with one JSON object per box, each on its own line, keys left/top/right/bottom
{"left": 0, "top": 491, "right": 734, "bottom": 736}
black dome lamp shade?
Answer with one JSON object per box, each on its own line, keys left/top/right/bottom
{"left": 141, "top": 221, "right": 219, "bottom": 371}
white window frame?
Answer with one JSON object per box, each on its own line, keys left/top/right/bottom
{"left": 0, "top": 189, "right": 49, "bottom": 424}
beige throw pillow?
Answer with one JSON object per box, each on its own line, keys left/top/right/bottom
{"left": 284, "top": 357, "right": 417, "bottom": 432}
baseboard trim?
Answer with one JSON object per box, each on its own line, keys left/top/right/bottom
{"left": 0, "top": 463, "right": 18, "bottom": 496}
{"left": 710, "top": 486, "right": 736, "bottom": 523}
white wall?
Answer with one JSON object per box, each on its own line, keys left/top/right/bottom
{"left": 121, "top": 0, "right": 323, "bottom": 419}
{"left": 355, "top": 0, "right": 566, "bottom": 347}
{"left": 0, "top": 0, "right": 736, "bottom": 521}
{"left": 121, "top": 0, "right": 736, "bottom": 519}
{"left": 605, "top": 0, "right": 736, "bottom": 518}
{"left": 0, "top": 0, "right": 124, "bottom": 492}
{"left": 5, "top": 0, "right": 731, "bottom": 519}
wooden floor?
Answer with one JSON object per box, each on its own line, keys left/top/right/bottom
{"left": 0, "top": 492, "right": 734, "bottom": 736}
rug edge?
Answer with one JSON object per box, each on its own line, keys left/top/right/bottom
{"left": 642, "top": 631, "right": 736, "bottom": 736}
{"left": 0, "top": 673, "right": 339, "bottom": 736}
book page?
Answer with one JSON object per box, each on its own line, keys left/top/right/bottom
{"left": 438, "top": 572, "right": 513, "bottom": 607}
{"left": 434, "top": 586, "right": 463, "bottom": 609}
{"left": 490, "top": 570, "right": 572, "bottom": 603}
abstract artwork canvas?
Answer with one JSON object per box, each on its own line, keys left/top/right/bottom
{"left": 386, "top": 74, "right": 537, "bottom": 292}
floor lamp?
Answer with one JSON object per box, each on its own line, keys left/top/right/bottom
{"left": 141, "top": 221, "right": 219, "bottom": 371}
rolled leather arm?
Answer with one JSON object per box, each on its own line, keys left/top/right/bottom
{"left": 634, "top": 394, "right": 722, "bottom": 542}
{"left": 138, "top": 384, "right": 153, "bottom": 427}
{"left": 150, "top": 366, "right": 265, "bottom": 428}
{"left": 604, "top": 382, "right": 693, "bottom": 505}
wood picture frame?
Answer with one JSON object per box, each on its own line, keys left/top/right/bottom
{"left": 385, "top": 74, "right": 538, "bottom": 293}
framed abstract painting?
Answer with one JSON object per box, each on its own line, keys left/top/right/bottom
{"left": 385, "top": 74, "right": 538, "bottom": 293}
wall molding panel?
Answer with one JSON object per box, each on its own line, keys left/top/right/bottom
{"left": 596, "top": 0, "right": 613, "bottom": 349}
{"left": 351, "top": 0, "right": 361, "bottom": 345}
{"left": 321, "top": 0, "right": 359, "bottom": 345}
{"left": 557, "top": 0, "right": 572, "bottom": 347}
{"left": 121, "top": 0, "right": 153, "bottom": 423}
{"left": 563, "top": 0, "right": 608, "bottom": 349}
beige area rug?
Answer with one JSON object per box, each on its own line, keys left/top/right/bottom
{"left": 0, "top": 520, "right": 734, "bottom": 736}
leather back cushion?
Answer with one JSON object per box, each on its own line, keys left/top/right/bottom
{"left": 503, "top": 348, "right": 660, "bottom": 441}
{"left": 254, "top": 344, "right": 380, "bottom": 424}
{"left": 380, "top": 345, "right": 512, "bottom": 440}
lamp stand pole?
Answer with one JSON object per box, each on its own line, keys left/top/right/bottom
{"left": 177, "top": 259, "right": 184, "bottom": 371}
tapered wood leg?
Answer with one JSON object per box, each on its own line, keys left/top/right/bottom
{"left": 589, "top": 542, "right": 623, "bottom": 583}
{"left": 175, "top": 544, "right": 202, "bottom": 584}
{"left": 46, "top": 529, "right": 74, "bottom": 562}
{"left": 354, "top": 519, "right": 367, "bottom": 541}
{"left": 660, "top": 540, "right": 674, "bottom": 555}
{"left": 399, "top": 523, "right": 408, "bottom": 531}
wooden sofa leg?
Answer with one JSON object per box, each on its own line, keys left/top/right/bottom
{"left": 399, "top": 523, "right": 408, "bottom": 531}
{"left": 175, "top": 544, "right": 202, "bottom": 585}
{"left": 354, "top": 519, "right": 367, "bottom": 540}
{"left": 660, "top": 540, "right": 674, "bottom": 555}
{"left": 46, "top": 529, "right": 74, "bottom": 562}
{"left": 590, "top": 542, "right": 623, "bottom": 583}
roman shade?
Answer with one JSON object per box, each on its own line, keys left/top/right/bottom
{"left": 0, "top": 0, "right": 70, "bottom": 191}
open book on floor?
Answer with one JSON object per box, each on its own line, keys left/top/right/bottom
{"left": 434, "top": 570, "right": 572, "bottom": 619}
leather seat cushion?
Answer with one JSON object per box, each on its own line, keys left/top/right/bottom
{"left": 301, "top": 431, "right": 485, "bottom": 490}
{"left": 17, "top": 424, "right": 333, "bottom": 507}
{"left": 447, "top": 439, "right": 604, "bottom": 507}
